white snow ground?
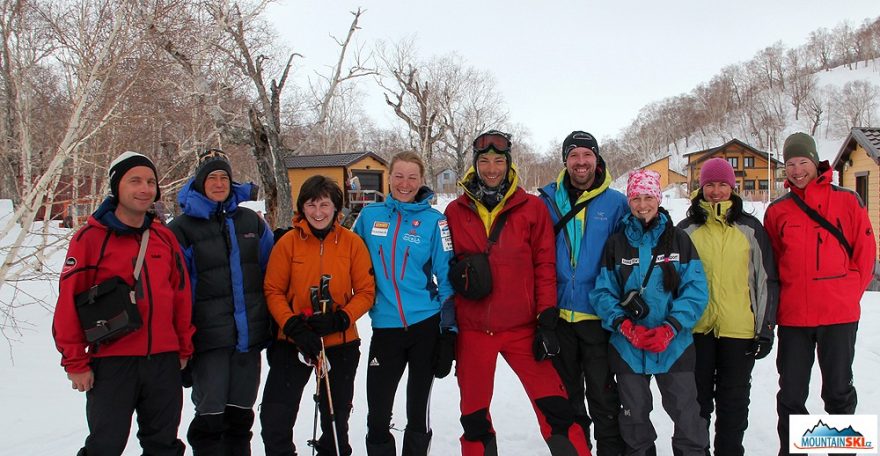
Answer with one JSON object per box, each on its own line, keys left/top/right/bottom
{"left": 1, "top": 195, "right": 878, "bottom": 455}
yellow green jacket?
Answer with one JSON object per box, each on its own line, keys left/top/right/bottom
{"left": 677, "top": 198, "right": 778, "bottom": 340}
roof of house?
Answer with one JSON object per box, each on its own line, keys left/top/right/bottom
{"left": 684, "top": 138, "right": 783, "bottom": 166}
{"left": 283, "top": 151, "right": 388, "bottom": 169}
{"left": 832, "top": 127, "right": 880, "bottom": 171}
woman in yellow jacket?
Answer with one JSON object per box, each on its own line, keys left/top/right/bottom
{"left": 676, "top": 158, "right": 779, "bottom": 456}
{"left": 260, "top": 175, "right": 375, "bottom": 456}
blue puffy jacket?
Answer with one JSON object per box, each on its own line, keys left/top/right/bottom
{"left": 169, "top": 180, "right": 274, "bottom": 352}
{"left": 591, "top": 211, "right": 708, "bottom": 374}
{"left": 353, "top": 187, "right": 455, "bottom": 329}
{"left": 539, "top": 170, "right": 628, "bottom": 320}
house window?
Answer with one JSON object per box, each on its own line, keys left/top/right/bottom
{"left": 744, "top": 180, "right": 756, "bottom": 190}
{"left": 744, "top": 157, "right": 755, "bottom": 168}
{"left": 759, "top": 180, "right": 769, "bottom": 190}
{"left": 726, "top": 157, "right": 739, "bottom": 169}
{"left": 856, "top": 172, "right": 869, "bottom": 209}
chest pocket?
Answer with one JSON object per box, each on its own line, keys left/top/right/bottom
{"left": 813, "top": 226, "right": 850, "bottom": 280}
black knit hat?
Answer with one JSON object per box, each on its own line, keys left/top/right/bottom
{"left": 562, "top": 131, "right": 600, "bottom": 163}
{"left": 108, "top": 151, "right": 160, "bottom": 202}
{"left": 193, "top": 149, "right": 233, "bottom": 195}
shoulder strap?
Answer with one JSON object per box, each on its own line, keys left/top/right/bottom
{"left": 554, "top": 198, "right": 590, "bottom": 235}
{"left": 789, "top": 191, "right": 853, "bottom": 258}
{"left": 132, "top": 230, "right": 150, "bottom": 282}
{"left": 486, "top": 211, "right": 509, "bottom": 253}
{"left": 640, "top": 253, "right": 657, "bottom": 292}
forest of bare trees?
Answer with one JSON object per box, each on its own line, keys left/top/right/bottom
{"left": 603, "top": 17, "right": 880, "bottom": 178}
{"left": 0, "top": 1, "right": 879, "bottom": 328}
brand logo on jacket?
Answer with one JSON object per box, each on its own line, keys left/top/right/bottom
{"left": 789, "top": 415, "right": 877, "bottom": 453}
{"left": 593, "top": 211, "right": 608, "bottom": 221}
{"left": 412, "top": 219, "right": 421, "bottom": 227}
{"left": 621, "top": 257, "right": 639, "bottom": 266}
{"left": 403, "top": 230, "right": 422, "bottom": 244}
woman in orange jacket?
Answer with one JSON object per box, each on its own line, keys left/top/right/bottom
{"left": 260, "top": 175, "right": 375, "bottom": 456}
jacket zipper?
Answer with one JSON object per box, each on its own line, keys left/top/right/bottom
{"left": 400, "top": 246, "right": 410, "bottom": 281}
{"left": 816, "top": 232, "right": 821, "bottom": 270}
{"left": 378, "top": 245, "right": 390, "bottom": 279}
{"left": 391, "top": 212, "right": 408, "bottom": 328}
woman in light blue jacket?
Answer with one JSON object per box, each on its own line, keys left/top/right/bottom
{"left": 591, "top": 170, "right": 709, "bottom": 456}
{"left": 352, "top": 152, "right": 456, "bottom": 456}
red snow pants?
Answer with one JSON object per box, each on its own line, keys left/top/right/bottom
{"left": 456, "top": 327, "right": 591, "bottom": 455}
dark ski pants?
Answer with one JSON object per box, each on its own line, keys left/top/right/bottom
{"left": 80, "top": 352, "right": 185, "bottom": 456}
{"left": 260, "top": 340, "right": 360, "bottom": 456}
{"left": 456, "top": 327, "right": 591, "bottom": 456}
{"left": 693, "top": 334, "right": 755, "bottom": 456}
{"left": 552, "top": 319, "right": 627, "bottom": 456}
{"left": 612, "top": 345, "right": 707, "bottom": 456}
{"left": 366, "top": 314, "right": 439, "bottom": 455}
{"left": 776, "top": 323, "right": 858, "bottom": 456}
{"left": 187, "top": 348, "right": 262, "bottom": 455}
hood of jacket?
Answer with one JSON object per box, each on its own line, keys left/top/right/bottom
{"left": 177, "top": 178, "right": 257, "bottom": 220}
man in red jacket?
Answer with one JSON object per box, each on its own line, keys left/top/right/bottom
{"left": 53, "top": 151, "right": 195, "bottom": 456}
{"left": 764, "top": 133, "right": 876, "bottom": 456}
{"left": 445, "top": 130, "right": 591, "bottom": 456}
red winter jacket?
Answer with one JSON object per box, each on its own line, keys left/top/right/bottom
{"left": 763, "top": 163, "right": 876, "bottom": 327}
{"left": 53, "top": 214, "right": 195, "bottom": 374}
{"left": 444, "top": 170, "right": 557, "bottom": 332}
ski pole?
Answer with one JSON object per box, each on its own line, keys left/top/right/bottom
{"left": 318, "top": 274, "right": 341, "bottom": 455}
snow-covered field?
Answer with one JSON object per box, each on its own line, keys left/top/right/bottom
{"left": 1, "top": 195, "right": 878, "bottom": 455}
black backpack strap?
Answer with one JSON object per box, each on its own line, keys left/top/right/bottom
{"left": 486, "top": 211, "right": 509, "bottom": 253}
{"left": 553, "top": 199, "right": 590, "bottom": 235}
{"left": 789, "top": 191, "right": 853, "bottom": 258}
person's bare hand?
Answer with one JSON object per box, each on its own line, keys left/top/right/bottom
{"left": 68, "top": 370, "right": 94, "bottom": 392}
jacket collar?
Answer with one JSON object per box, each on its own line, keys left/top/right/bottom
{"left": 177, "top": 178, "right": 256, "bottom": 220}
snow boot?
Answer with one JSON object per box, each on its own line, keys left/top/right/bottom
{"left": 402, "top": 429, "right": 432, "bottom": 456}
{"left": 365, "top": 435, "right": 396, "bottom": 456}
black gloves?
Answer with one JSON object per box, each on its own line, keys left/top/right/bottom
{"left": 750, "top": 337, "right": 773, "bottom": 360}
{"left": 283, "top": 315, "right": 322, "bottom": 358}
{"left": 180, "top": 363, "right": 193, "bottom": 388}
{"left": 307, "top": 310, "right": 351, "bottom": 336}
{"left": 433, "top": 329, "right": 457, "bottom": 379}
{"left": 533, "top": 308, "right": 561, "bottom": 361}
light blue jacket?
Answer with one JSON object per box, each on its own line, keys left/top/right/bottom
{"left": 591, "top": 211, "right": 708, "bottom": 374}
{"left": 353, "top": 187, "right": 455, "bottom": 330}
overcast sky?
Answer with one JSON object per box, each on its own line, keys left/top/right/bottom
{"left": 268, "top": 1, "right": 878, "bottom": 153}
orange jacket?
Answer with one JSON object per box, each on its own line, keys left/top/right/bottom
{"left": 264, "top": 218, "right": 375, "bottom": 347}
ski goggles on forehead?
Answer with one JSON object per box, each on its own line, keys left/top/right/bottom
{"left": 473, "top": 131, "right": 511, "bottom": 154}
{"left": 199, "top": 148, "right": 228, "bottom": 161}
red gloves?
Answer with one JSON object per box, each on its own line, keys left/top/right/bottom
{"left": 620, "top": 320, "right": 675, "bottom": 353}
{"left": 619, "top": 319, "right": 650, "bottom": 349}
{"left": 641, "top": 324, "right": 675, "bottom": 353}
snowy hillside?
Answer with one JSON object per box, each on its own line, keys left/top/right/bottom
{"left": 1, "top": 197, "right": 877, "bottom": 455}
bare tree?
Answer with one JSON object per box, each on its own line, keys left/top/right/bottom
{"left": 436, "top": 55, "right": 508, "bottom": 182}
{"left": 377, "top": 38, "right": 449, "bottom": 180}
{"left": 833, "top": 80, "right": 880, "bottom": 133}
{"left": 807, "top": 27, "right": 834, "bottom": 71}
{"left": 0, "top": 0, "right": 147, "bottom": 338}
{"left": 785, "top": 47, "right": 816, "bottom": 120}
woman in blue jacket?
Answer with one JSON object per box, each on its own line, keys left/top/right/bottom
{"left": 352, "top": 152, "right": 456, "bottom": 456}
{"left": 591, "top": 170, "right": 709, "bottom": 456}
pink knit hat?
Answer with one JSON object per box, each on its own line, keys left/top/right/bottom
{"left": 627, "top": 170, "right": 662, "bottom": 201}
{"left": 699, "top": 158, "right": 736, "bottom": 188}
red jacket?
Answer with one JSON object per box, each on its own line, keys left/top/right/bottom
{"left": 763, "top": 164, "right": 876, "bottom": 326}
{"left": 53, "top": 214, "right": 195, "bottom": 374}
{"left": 445, "top": 174, "right": 557, "bottom": 332}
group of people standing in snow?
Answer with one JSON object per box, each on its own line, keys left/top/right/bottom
{"left": 52, "top": 128, "right": 874, "bottom": 456}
